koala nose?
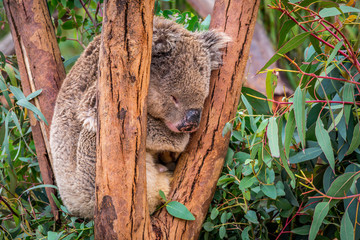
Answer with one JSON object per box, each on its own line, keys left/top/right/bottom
{"left": 177, "top": 109, "right": 202, "bottom": 132}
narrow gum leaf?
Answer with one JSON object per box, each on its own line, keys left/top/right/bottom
{"left": 293, "top": 87, "right": 306, "bottom": 149}
{"left": 315, "top": 118, "right": 335, "bottom": 171}
{"left": 309, "top": 202, "right": 330, "bottom": 240}
{"left": 267, "top": 117, "right": 280, "bottom": 157}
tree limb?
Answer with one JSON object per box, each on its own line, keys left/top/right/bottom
{"left": 152, "top": 0, "right": 260, "bottom": 239}
{"left": 4, "top": 0, "right": 66, "bottom": 221}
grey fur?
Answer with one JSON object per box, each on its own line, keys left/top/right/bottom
{"left": 50, "top": 17, "right": 229, "bottom": 219}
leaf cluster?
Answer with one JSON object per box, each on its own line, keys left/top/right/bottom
{"left": 202, "top": 0, "right": 360, "bottom": 239}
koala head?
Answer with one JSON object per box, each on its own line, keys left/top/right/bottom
{"left": 148, "top": 17, "right": 230, "bottom": 133}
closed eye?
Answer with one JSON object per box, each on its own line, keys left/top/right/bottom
{"left": 171, "top": 95, "right": 179, "bottom": 106}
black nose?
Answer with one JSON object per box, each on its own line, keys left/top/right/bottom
{"left": 176, "top": 109, "right": 202, "bottom": 132}
{"left": 186, "top": 109, "right": 201, "bottom": 123}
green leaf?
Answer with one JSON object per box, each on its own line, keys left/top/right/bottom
{"left": 25, "top": 184, "right": 58, "bottom": 193}
{"left": 326, "top": 172, "right": 360, "bottom": 198}
{"left": 260, "top": 32, "right": 311, "bottom": 72}
{"left": 219, "top": 225, "right": 226, "bottom": 239}
{"left": 319, "top": 5, "right": 360, "bottom": 18}
{"left": 210, "top": 208, "right": 219, "bottom": 220}
{"left": 277, "top": 118, "right": 296, "bottom": 184}
{"left": 340, "top": 209, "right": 354, "bottom": 240}
{"left": 64, "top": 55, "right": 80, "bottom": 68}
{"left": 327, "top": 109, "right": 343, "bottom": 132}
{"left": 241, "top": 87, "right": 271, "bottom": 115}
{"left": 245, "top": 210, "right": 258, "bottom": 224}
{"left": 241, "top": 226, "right": 251, "bottom": 240}
{"left": 267, "top": 117, "right": 280, "bottom": 157}
{"left": 203, "top": 222, "right": 214, "bottom": 232}
{"left": 238, "top": 176, "right": 257, "bottom": 191}
{"left": 166, "top": 201, "right": 195, "bottom": 220}
{"left": 291, "top": 225, "right": 310, "bottom": 235}
{"left": 265, "top": 71, "right": 277, "bottom": 109}
{"left": 220, "top": 212, "right": 227, "bottom": 223}
{"left": 159, "top": 190, "right": 167, "bottom": 201}
{"left": 278, "top": 20, "right": 296, "bottom": 48}
{"left": 10, "top": 111, "right": 23, "bottom": 137}
{"left": 325, "top": 40, "right": 343, "bottom": 68}
{"left": 26, "top": 89, "right": 42, "bottom": 101}
{"left": 199, "top": 14, "right": 211, "bottom": 31}
{"left": 289, "top": 147, "right": 322, "bottom": 164}
{"left": 284, "top": 110, "right": 296, "bottom": 159}
{"left": 315, "top": 118, "right": 335, "bottom": 171}
{"left": 342, "top": 83, "right": 354, "bottom": 126}
{"left": 345, "top": 123, "right": 360, "bottom": 156}
{"left": 9, "top": 86, "right": 26, "bottom": 100}
{"left": 323, "top": 166, "right": 335, "bottom": 193}
{"left": 0, "top": 51, "right": 5, "bottom": 68}
{"left": 0, "top": 78, "right": 12, "bottom": 108}
{"left": 222, "top": 122, "right": 232, "bottom": 137}
{"left": 293, "top": 87, "right": 306, "bottom": 149}
{"left": 309, "top": 202, "right": 330, "bottom": 240}
{"left": 261, "top": 184, "right": 277, "bottom": 199}
{"left": 47, "top": 231, "right": 59, "bottom": 240}
{"left": 5, "top": 64, "right": 17, "bottom": 87}
{"left": 16, "top": 99, "right": 48, "bottom": 125}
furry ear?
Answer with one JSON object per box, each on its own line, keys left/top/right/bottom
{"left": 199, "top": 30, "right": 231, "bottom": 70}
{"left": 152, "top": 21, "right": 180, "bottom": 57}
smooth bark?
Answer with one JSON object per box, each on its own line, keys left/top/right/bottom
{"left": 4, "top": 0, "right": 66, "bottom": 221}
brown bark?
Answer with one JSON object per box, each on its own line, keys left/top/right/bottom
{"left": 3, "top": 0, "right": 66, "bottom": 221}
{"left": 152, "top": 0, "right": 260, "bottom": 239}
{"left": 94, "top": 0, "right": 154, "bottom": 238}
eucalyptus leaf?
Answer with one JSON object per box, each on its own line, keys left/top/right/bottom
{"left": 166, "top": 201, "right": 195, "bottom": 220}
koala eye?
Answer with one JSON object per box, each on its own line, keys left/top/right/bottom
{"left": 171, "top": 95, "right": 179, "bottom": 106}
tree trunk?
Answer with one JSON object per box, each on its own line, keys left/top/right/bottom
{"left": 94, "top": 0, "right": 154, "bottom": 238}
{"left": 3, "top": 0, "right": 66, "bottom": 221}
{"left": 96, "top": 0, "right": 259, "bottom": 239}
{"left": 152, "top": 0, "right": 260, "bottom": 239}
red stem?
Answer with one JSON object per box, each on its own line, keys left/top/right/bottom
{"left": 268, "top": 99, "right": 360, "bottom": 106}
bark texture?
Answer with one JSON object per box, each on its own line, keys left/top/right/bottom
{"left": 94, "top": 0, "right": 154, "bottom": 238}
{"left": 4, "top": 0, "right": 66, "bottom": 220}
{"left": 152, "top": 0, "right": 260, "bottom": 239}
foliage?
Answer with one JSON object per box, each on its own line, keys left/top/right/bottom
{"left": 0, "top": 0, "right": 206, "bottom": 238}
{"left": 0, "top": 53, "right": 94, "bottom": 239}
{"left": 202, "top": 0, "right": 360, "bottom": 239}
{"left": 2, "top": 0, "right": 360, "bottom": 239}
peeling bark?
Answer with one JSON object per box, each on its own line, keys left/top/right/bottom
{"left": 3, "top": 0, "right": 66, "bottom": 221}
{"left": 94, "top": 0, "right": 154, "bottom": 238}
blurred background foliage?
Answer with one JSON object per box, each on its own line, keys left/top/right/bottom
{"left": 0, "top": 0, "right": 360, "bottom": 239}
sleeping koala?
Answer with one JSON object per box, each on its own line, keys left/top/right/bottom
{"left": 50, "top": 17, "right": 229, "bottom": 219}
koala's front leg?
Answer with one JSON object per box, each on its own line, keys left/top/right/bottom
{"left": 77, "top": 81, "right": 97, "bottom": 132}
{"left": 146, "top": 152, "right": 172, "bottom": 213}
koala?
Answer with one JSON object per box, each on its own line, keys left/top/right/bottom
{"left": 50, "top": 17, "right": 229, "bottom": 219}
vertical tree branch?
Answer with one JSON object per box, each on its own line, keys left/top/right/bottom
{"left": 152, "top": 0, "right": 260, "bottom": 239}
{"left": 94, "top": 0, "right": 154, "bottom": 238}
{"left": 4, "top": 0, "right": 66, "bottom": 221}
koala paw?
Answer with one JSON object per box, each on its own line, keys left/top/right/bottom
{"left": 155, "top": 163, "right": 169, "bottom": 173}
{"left": 82, "top": 115, "right": 97, "bottom": 132}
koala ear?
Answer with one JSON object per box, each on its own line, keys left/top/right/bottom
{"left": 199, "top": 30, "right": 231, "bottom": 70}
{"left": 152, "top": 24, "right": 180, "bottom": 57}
